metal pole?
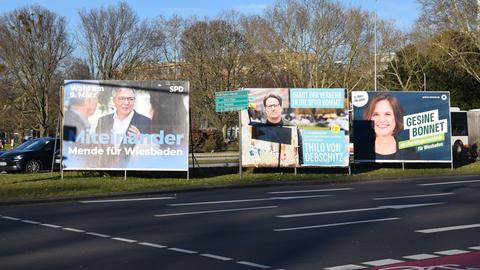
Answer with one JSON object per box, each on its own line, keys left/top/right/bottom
{"left": 374, "top": 0, "right": 377, "bottom": 92}
{"left": 124, "top": 170, "right": 127, "bottom": 181}
{"left": 51, "top": 114, "right": 60, "bottom": 174}
{"left": 239, "top": 112, "right": 242, "bottom": 180}
{"left": 60, "top": 86, "right": 64, "bottom": 180}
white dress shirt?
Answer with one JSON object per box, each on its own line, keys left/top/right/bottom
{"left": 112, "top": 110, "right": 134, "bottom": 148}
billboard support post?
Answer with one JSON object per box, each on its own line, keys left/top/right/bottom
{"left": 402, "top": 162, "right": 405, "bottom": 171}
{"left": 239, "top": 112, "right": 242, "bottom": 180}
{"left": 51, "top": 113, "right": 60, "bottom": 174}
{"left": 124, "top": 170, "right": 127, "bottom": 181}
{"left": 60, "top": 86, "right": 64, "bottom": 180}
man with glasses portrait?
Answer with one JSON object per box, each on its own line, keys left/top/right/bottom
{"left": 262, "top": 93, "right": 291, "bottom": 126}
{"left": 96, "top": 87, "right": 151, "bottom": 167}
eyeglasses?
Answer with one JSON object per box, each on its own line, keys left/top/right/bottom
{"left": 116, "top": 96, "right": 135, "bottom": 102}
{"left": 266, "top": 104, "right": 280, "bottom": 110}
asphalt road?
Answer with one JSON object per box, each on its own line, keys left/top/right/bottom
{"left": 0, "top": 175, "right": 479, "bottom": 270}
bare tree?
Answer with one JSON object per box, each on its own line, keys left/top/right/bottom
{"left": 78, "top": 1, "right": 157, "bottom": 80}
{"left": 254, "top": 0, "right": 402, "bottom": 93}
{"left": 63, "top": 57, "right": 92, "bottom": 80}
{"left": 182, "top": 19, "right": 251, "bottom": 135}
{"left": 155, "top": 15, "right": 188, "bottom": 63}
{"left": 382, "top": 42, "right": 430, "bottom": 90}
{"left": 143, "top": 15, "right": 191, "bottom": 80}
{"left": 0, "top": 6, "right": 72, "bottom": 136}
{"left": 417, "top": 0, "right": 480, "bottom": 83}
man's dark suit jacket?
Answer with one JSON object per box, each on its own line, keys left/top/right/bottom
{"left": 95, "top": 110, "right": 151, "bottom": 168}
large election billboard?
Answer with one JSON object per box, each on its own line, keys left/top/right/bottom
{"left": 241, "top": 88, "right": 349, "bottom": 168}
{"left": 352, "top": 91, "right": 452, "bottom": 163}
{"left": 63, "top": 80, "right": 189, "bottom": 171}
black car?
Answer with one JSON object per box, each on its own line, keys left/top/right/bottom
{"left": 0, "top": 137, "right": 61, "bottom": 173}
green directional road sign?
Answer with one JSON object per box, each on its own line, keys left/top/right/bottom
{"left": 215, "top": 90, "right": 249, "bottom": 112}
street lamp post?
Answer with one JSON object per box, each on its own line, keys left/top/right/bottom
{"left": 374, "top": 0, "right": 377, "bottom": 92}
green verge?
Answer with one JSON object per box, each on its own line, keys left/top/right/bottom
{"left": 0, "top": 160, "right": 479, "bottom": 201}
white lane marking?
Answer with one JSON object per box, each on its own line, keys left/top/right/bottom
{"left": 434, "top": 249, "right": 471, "bottom": 256}
{"left": 168, "top": 195, "right": 332, "bottom": 206}
{"left": 112, "top": 237, "right": 137, "bottom": 243}
{"left": 139, "top": 242, "right": 167, "bottom": 249}
{"left": 155, "top": 206, "right": 277, "bottom": 217}
{"left": 325, "top": 264, "right": 367, "bottom": 270}
{"left": 374, "top": 193, "right": 454, "bottom": 200}
{"left": 277, "top": 203, "right": 444, "bottom": 218}
{"left": 2, "top": 214, "right": 279, "bottom": 270}
{"left": 403, "top": 254, "right": 439, "bottom": 260}
{"left": 86, "top": 232, "right": 111, "bottom": 238}
{"left": 419, "top": 179, "right": 480, "bottom": 186}
{"left": 237, "top": 261, "right": 271, "bottom": 269}
{"left": 200, "top": 253, "right": 233, "bottom": 261}
{"left": 469, "top": 246, "right": 480, "bottom": 250}
{"left": 268, "top": 188, "right": 353, "bottom": 194}
{"left": 79, "top": 197, "right": 175, "bottom": 203}
{"left": 63, "top": 227, "right": 85, "bottom": 233}
{"left": 416, "top": 223, "right": 480, "bottom": 233}
{"left": 40, "top": 223, "right": 62, "bottom": 229}
{"left": 2, "top": 216, "right": 20, "bottom": 221}
{"left": 22, "top": 220, "right": 40, "bottom": 224}
{"left": 274, "top": 218, "right": 400, "bottom": 232}
{"left": 168, "top": 247, "right": 197, "bottom": 254}
{"left": 169, "top": 198, "right": 274, "bottom": 206}
{"left": 274, "top": 195, "right": 333, "bottom": 200}
{"left": 362, "top": 259, "right": 404, "bottom": 266}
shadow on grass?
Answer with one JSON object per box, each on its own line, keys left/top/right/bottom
{"left": 109, "top": 167, "right": 240, "bottom": 179}
{"left": 452, "top": 157, "right": 477, "bottom": 169}
{"left": 250, "top": 167, "right": 350, "bottom": 175}
{"left": 10, "top": 158, "right": 475, "bottom": 183}
{"left": 8, "top": 174, "right": 61, "bottom": 184}
{"left": 350, "top": 162, "right": 460, "bottom": 175}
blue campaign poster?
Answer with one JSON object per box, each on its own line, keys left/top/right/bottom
{"left": 290, "top": 88, "right": 344, "bottom": 108}
{"left": 301, "top": 129, "right": 348, "bottom": 166}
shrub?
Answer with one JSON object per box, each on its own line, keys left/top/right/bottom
{"left": 191, "top": 129, "right": 225, "bottom": 153}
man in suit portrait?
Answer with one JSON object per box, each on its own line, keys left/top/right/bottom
{"left": 63, "top": 91, "right": 99, "bottom": 168}
{"left": 96, "top": 87, "right": 151, "bottom": 168}
{"left": 64, "top": 94, "right": 98, "bottom": 141}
